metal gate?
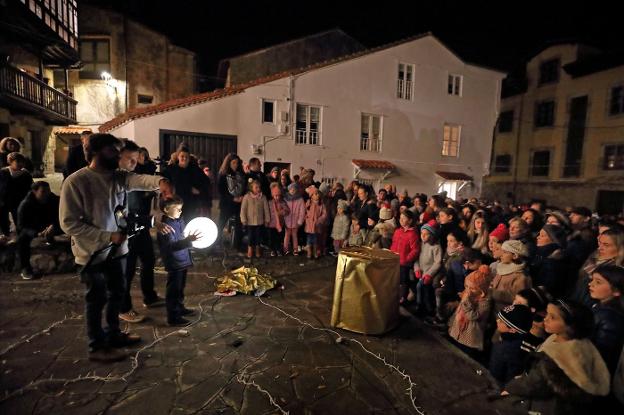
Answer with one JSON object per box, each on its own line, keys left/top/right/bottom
{"left": 160, "top": 130, "right": 237, "bottom": 198}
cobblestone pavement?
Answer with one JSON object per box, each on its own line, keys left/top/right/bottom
{"left": 0, "top": 251, "right": 523, "bottom": 414}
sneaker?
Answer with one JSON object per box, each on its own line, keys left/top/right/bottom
{"left": 109, "top": 332, "right": 142, "bottom": 348}
{"left": 277, "top": 251, "right": 283, "bottom": 257}
{"left": 20, "top": 269, "right": 34, "bottom": 280}
{"left": 283, "top": 250, "right": 290, "bottom": 256}
{"left": 424, "top": 316, "right": 447, "bottom": 329}
{"left": 181, "top": 307, "right": 196, "bottom": 317}
{"left": 270, "top": 251, "right": 277, "bottom": 257}
{"left": 168, "top": 317, "right": 190, "bottom": 327}
{"left": 88, "top": 348, "right": 127, "bottom": 363}
{"left": 293, "top": 251, "right": 299, "bottom": 256}
{"left": 143, "top": 296, "right": 165, "bottom": 308}
{"left": 119, "top": 310, "right": 145, "bottom": 323}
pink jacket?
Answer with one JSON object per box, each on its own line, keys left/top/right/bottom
{"left": 284, "top": 197, "right": 305, "bottom": 228}
{"left": 304, "top": 200, "right": 327, "bottom": 234}
{"left": 268, "top": 198, "right": 289, "bottom": 230}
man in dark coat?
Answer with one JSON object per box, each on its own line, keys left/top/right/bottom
{"left": 63, "top": 130, "right": 92, "bottom": 179}
{"left": 16, "top": 181, "right": 62, "bottom": 279}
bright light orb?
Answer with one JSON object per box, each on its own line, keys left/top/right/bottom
{"left": 183, "top": 217, "right": 218, "bottom": 249}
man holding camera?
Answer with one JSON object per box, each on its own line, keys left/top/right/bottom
{"left": 60, "top": 134, "right": 173, "bottom": 362}
{"left": 117, "top": 140, "right": 165, "bottom": 324}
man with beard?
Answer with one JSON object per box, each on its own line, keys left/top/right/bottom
{"left": 60, "top": 134, "right": 174, "bottom": 362}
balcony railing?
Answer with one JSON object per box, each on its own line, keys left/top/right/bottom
{"left": 360, "top": 138, "right": 381, "bottom": 152}
{"left": 0, "top": 63, "right": 77, "bottom": 123}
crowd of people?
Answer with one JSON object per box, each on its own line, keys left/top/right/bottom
{"left": 1, "top": 135, "right": 624, "bottom": 412}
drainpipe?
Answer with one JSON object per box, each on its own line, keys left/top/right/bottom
{"left": 261, "top": 75, "right": 296, "bottom": 165}
{"left": 512, "top": 93, "right": 524, "bottom": 205}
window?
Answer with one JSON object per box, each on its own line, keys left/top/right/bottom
{"left": 609, "top": 86, "right": 624, "bottom": 116}
{"left": 79, "top": 39, "right": 111, "bottom": 79}
{"left": 448, "top": 74, "right": 462, "bottom": 96}
{"left": 137, "top": 94, "right": 153, "bottom": 104}
{"left": 295, "top": 104, "right": 320, "bottom": 145}
{"left": 397, "top": 63, "right": 414, "bottom": 100}
{"left": 494, "top": 154, "right": 512, "bottom": 173}
{"left": 534, "top": 100, "right": 555, "bottom": 127}
{"left": 360, "top": 114, "right": 382, "bottom": 152}
{"left": 603, "top": 144, "right": 624, "bottom": 170}
{"left": 498, "top": 110, "right": 514, "bottom": 133}
{"left": 539, "top": 59, "right": 560, "bottom": 85}
{"left": 262, "top": 100, "right": 275, "bottom": 123}
{"left": 531, "top": 150, "right": 551, "bottom": 176}
{"left": 442, "top": 124, "right": 461, "bottom": 157}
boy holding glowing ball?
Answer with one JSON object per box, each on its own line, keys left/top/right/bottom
{"left": 157, "top": 196, "right": 201, "bottom": 326}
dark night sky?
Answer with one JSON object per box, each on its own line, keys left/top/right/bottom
{"left": 83, "top": 0, "right": 620, "bottom": 88}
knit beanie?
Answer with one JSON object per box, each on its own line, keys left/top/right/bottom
{"left": 319, "top": 182, "right": 330, "bottom": 196}
{"left": 421, "top": 219, "right": 439, "bottom": 238}
{"left": 542, "top": 224, "right": 567, "bottom": 248}
{"left": 287, "top": 182, "right": 299, "bottom": 193}
{"left": 501, "top": 239, "right": 528, "bottom": 258}
{"left": 489, "top": 223, "right": 509, "bottom": 242}
{"left": 337, "top": 199, "right": 349, "bottom": 211}
{"left": 465, "top": 264, "right": 491, "bottom": 294}
{"left": 545, "top": 211, "right": 571, "bottom": 229}
{"left": 497, "top": 304, "right": 533, "bottom": 334}
{"left": 379, "top": 206, "right": 393, "bottom": 220}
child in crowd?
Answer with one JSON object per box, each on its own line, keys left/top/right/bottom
{"left": 513, "top": 287, "right": 551, "bottom": 368}
{"left": 331, "top": 199, "right": 350, "bottom": 254}
{"left": 157, "top": 196, "right": 200, "bottom": 326}
{"left": 489, "top": 303, "right": 533, "bottom": 385}
{"left": 363, "top": 214, "right": 382, "bottom": 248}
{"left": 503, "top": 300, "right": 611, "bottom": 414}
{"left": 304, "top": 188, "right": 327, "bottom": 259}
{"left": 448, "top": 265, "right": 492, "bottom": 361}
{"left": 488, "top": 223, "right": 509, "bottom": 274}
{"left": 347, "top": 214, "right": 366, "bottom": 247}
{"left": 414, "top": 220, "right": 443, "bottom": 313}
{"left": 283, "top": 182, "right": 305, "bottom": 255}
{"left": 391, "top": 210, "right": 420, "bottom": 304}
{"left": 268, "top": 182, "right": 289, "bottom": 257}
{"left": 240, "top": 179, "right": 270, "bottom": 258}
{"left": 490, "top": 240, "right": 532, "bottom": 315}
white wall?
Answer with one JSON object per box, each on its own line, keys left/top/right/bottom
{"left": 109, "top": 35, "right": 503, "bottom": 197}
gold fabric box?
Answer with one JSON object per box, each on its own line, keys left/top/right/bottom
{"left": 330, "top": 247, "right": 400, "bottom": 335}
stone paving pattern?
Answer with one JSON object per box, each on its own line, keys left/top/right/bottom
{"left": 0, "top": 251, "right": 524, "bottom": 414}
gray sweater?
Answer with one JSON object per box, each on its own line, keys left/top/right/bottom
{"left": 414, "top": 242, "right": 442, "bottom": 277}
{"left": 60, "top": 167, "right": 162, "bottom": 265}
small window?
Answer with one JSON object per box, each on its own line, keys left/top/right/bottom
{"left": 79, "top": 38, "right": 111, "bottom": 79}
{"left": 494, "top": 154, "right": 512, "bottom": 173}
{"left": 498, "top": 110, "right": 514, "bottom": 133}
{"left": 531, "top": 150, "right": 551, "bottom": 176}
{"left": 442, "top": 124, "right": 461, "bottom": 157}
{"left": 448, "top": 74, "right": 462, "bottom": 96}
{"left": 262, "top": 100, "right": 275, "bottom": 123}
{"left": 603, "top": 144, "right": 624, "bottom": 170}
{"left": 137, "top": 94, "right": 153, "bottom": 104}
{"left": 609, "top": 86, "right": 624, "bottom": 116}
{"left": 360, "top": 114, "right": 382, "bottom": 152}
{"left": 295, "top": 104, "right": 321, "bottom": 145}
{"left": 539, "top": 58, "right": 560, "bottom": 85}
{"left": 534, "top": 100, "right": 555, "bottom": 127}
{"left": 397, "top": 62, "right": 414, "bottom": 100}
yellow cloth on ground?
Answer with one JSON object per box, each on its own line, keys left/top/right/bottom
{"left": 331, "top": 247, "right": 400, "bottom": 335}
{"left": 215, "top": 266, "right": 276, "bottom": 295}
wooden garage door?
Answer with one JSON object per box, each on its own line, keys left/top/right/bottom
{"left": 160, "top": 130, "right": 237, "bottom": 197}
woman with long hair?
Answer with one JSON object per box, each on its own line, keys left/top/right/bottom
{"left": 467, "top": 210, "right": 490, "bottom": 255}
{"left": 217, "top": 153, "right": 246, "bottom": 250}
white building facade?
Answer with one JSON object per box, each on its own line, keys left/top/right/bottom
{"left": 102, "top": 34, "right": 505, "bottom": 199}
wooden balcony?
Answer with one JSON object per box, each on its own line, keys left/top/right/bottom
{"left": 0, "top": 63, "right": 77, "bottom": 124}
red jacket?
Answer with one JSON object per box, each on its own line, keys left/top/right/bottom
{"left": 391, "top": 226, "right": 420, "bottom": 266}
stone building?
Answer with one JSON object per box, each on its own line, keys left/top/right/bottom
{"left": 483, "top": 42, "right": 624, "bottom": 214}
{"left": 0, "top": 0, "right": 80, "bottom": 175}
{"left": 52, "top": 3, "right": 198, "bottom": 173}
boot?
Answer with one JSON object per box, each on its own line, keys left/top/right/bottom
{"left": 247, "top": 246, "right": 253, "bottom": 258}
{"left": 255, "top": 246, "right": 262, "bottom": 258}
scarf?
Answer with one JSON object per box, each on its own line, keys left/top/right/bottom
{"left": 496, "top": 261, "right": 525, "bottom": 276}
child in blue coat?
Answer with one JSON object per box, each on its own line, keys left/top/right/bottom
{"left": 157, "top": 196, "right": 200, "bottom": 326}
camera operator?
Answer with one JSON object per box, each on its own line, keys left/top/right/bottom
{"left": 117, "top": 140, "right": 164, "bottom": 325}
{"left": 60, "top": 134, "right": 174, "bottom": 363}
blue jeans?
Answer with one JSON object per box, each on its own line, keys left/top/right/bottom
{"left": 82, "top": 257, "right": 126, "bottom": 351}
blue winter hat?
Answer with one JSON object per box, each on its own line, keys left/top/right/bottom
{"left": 287, "top": 182, "right": 299, "bottom": 192}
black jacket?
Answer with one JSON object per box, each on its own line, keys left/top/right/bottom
{"left": 530, "top": 244, "right": 566, "bottom": 297}
{"left": 16, "top": 192, "right": 60, "bottom": 233}
{"left": 63, "top": 144, "right": 87, "bottom": 179}
{"left": 157, "top": 216, "right": 193, "bottom": 272}
{"left": 0, "top": 168, "right": 33, "bottom": 209}
{"left": 592, "top": 302, "right": 624, "bottom": 374}
{"left": 163, "top": 163, "right": 209, "bottom": 213}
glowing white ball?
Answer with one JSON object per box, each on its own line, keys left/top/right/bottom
{"left": 183, "top": 217, "right": 218, "bottom": 249}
